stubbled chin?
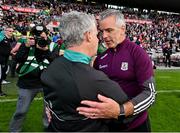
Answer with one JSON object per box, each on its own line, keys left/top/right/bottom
{"left": 106, "top": 43, "right": 114, "bottom": 48}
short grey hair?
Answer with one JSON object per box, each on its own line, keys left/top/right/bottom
{"left": 99, "top": 9, "right": 126, "bottom": 27}
{"left": 59, "top": 11, "right": 96, "bottom": 48}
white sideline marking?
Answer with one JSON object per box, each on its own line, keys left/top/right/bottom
{"left": 157, "top": 90, "right": 180, "bottom": 93}
{"left": 0, "top": 97, "right": 42, "bottom": 103}
{"left": 1, "top": 90, "right": 180, "bottom": 103}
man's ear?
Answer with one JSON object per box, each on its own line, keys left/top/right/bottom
{"left": 120, "top": 25, "right": 126, "bottom": 32}
{"left": 84, "top": 31, "right": 92, "bottom": 42}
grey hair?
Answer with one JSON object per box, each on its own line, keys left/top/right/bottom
{"left": 59, "top": 11, "right": 96, "bottom": 48}
{"left": 99, "top": 9, "right": 126, "bottom": 27}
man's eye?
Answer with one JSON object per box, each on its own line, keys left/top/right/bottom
{"left": 106, "top": 29, "right": 113, "bottom": 32}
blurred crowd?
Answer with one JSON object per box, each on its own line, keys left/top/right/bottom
{"left": 0, "top": 0, "right": 179, "bottom": 130}
{"left": 0, "top": 0, "right": 180, "bottom": 68}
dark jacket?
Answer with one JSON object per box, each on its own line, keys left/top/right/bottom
{"left": 163, "top": 47, "right": 172, "bottom": 58}
{"left": 41, "top": 56, "right": 129, "bottom": 131}
{"left": 0, "top": 36, "right": 12, "bottom": 64}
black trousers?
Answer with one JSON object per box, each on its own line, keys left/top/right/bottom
{"left": 129, "top": 116, "right": 151, "bottom": 132}
{"left": 10, "top": 58, "right": 17, "bottom": 77}
{"left": 108, "top": 115, "right": 151, "bottom": 132}
{"left": 0, "top": 63, "right": 8, "bottom": 80}
{"left": 0, "top": 64, "right": 5, "bottom": 91}
{"left": 165, "top": 56, "right": 171, "bottom": 67}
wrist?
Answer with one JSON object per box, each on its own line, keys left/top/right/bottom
{"left": 124, "top": 101, "right": 134, "bottom": 116}
{"left": 118, "top": 104, "right": 125, "bottom": 120}
{"left": 118, "top": 104, "right": 125, "bottom": 119}
{"left": 120, "top": 104, "right": 125, "bottom": 115}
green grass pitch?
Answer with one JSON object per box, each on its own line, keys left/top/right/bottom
{"left": 0, "top": 69, "right": 180, "bottom": 132}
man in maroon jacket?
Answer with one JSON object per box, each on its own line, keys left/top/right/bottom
{"left": 77, "top": 9, "right": 156, "bottom": 132}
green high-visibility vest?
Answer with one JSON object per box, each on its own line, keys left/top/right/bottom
{"left": 18, "top": 42, "right": 58, "bottom": 77}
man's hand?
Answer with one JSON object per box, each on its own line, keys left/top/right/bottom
{"left": 10, "top": 44, "right": 21, "bottom": 55}
{"left": 45, "top": 106, "right": 52, "bottom": 123}
{"left": 76, "top": 94, "right": 120, "bottom": 119}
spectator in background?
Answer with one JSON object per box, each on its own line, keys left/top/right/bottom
{"left": 95, "top": 14, "right": 107, "bottom": 55}
{"left": 52, "top": 32, "right": 60, "bottom": 43}
{"left": 9, "top": 29, "right": 23, "bottom": 77}
{"left": 0, "top": 26, "right": 14, "bottom": 96}
{"left": 163, "top": 41, "right": 172, "bottom": 67}
{"left": 77, "top": 9, "right": 156, "bottom": 132}
{"left": 9, "top": 27, "right": 59, "bottom": 132}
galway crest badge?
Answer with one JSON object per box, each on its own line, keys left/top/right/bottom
{"left": 121, "top": 62, "right": 128, "bottom": 71}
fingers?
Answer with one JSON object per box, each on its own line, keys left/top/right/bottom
{"left": 77, "top": 106, "right": 98, "bottom": 114}
{"left": 80, "top": 94, "right": 110, "bottom": 108}
{"left": 76, "top": 94, "right": 113, "bottom": 119}
{"left": 45, "top": 107, "right": 52, "bottom": 123}
{"left": 89, "top": 114, "right": 101, "bottom": 119}
{"left": 90, "top": 116, "right": 100, "bottom": 119}
{"left": 80, "top": 100, "right": 100, "bottom": 108}
{"left": 97, "top": 94, "right": 110, "bottom": 102}
{"left": 78, "top": 110, "right": 104, "bottom": 119}
{"left": 76, "top": 105, "right": 103, "bottom": 119}
{"left": 78, "top": 111, "right": 95, "bottom": 118}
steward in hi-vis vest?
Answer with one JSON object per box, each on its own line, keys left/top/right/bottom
{"left": 15, "top": 33, "right": 59, "bottom": 89}
{"left": 17, "top": 41, "right": 58, "bottom": 77}
{"left": 9, "top": 30, "right": 59, "bottom": 132}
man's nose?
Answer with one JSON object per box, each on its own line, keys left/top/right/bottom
{"left": 102, "top": 31, "right": 108, "bottom": 39}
